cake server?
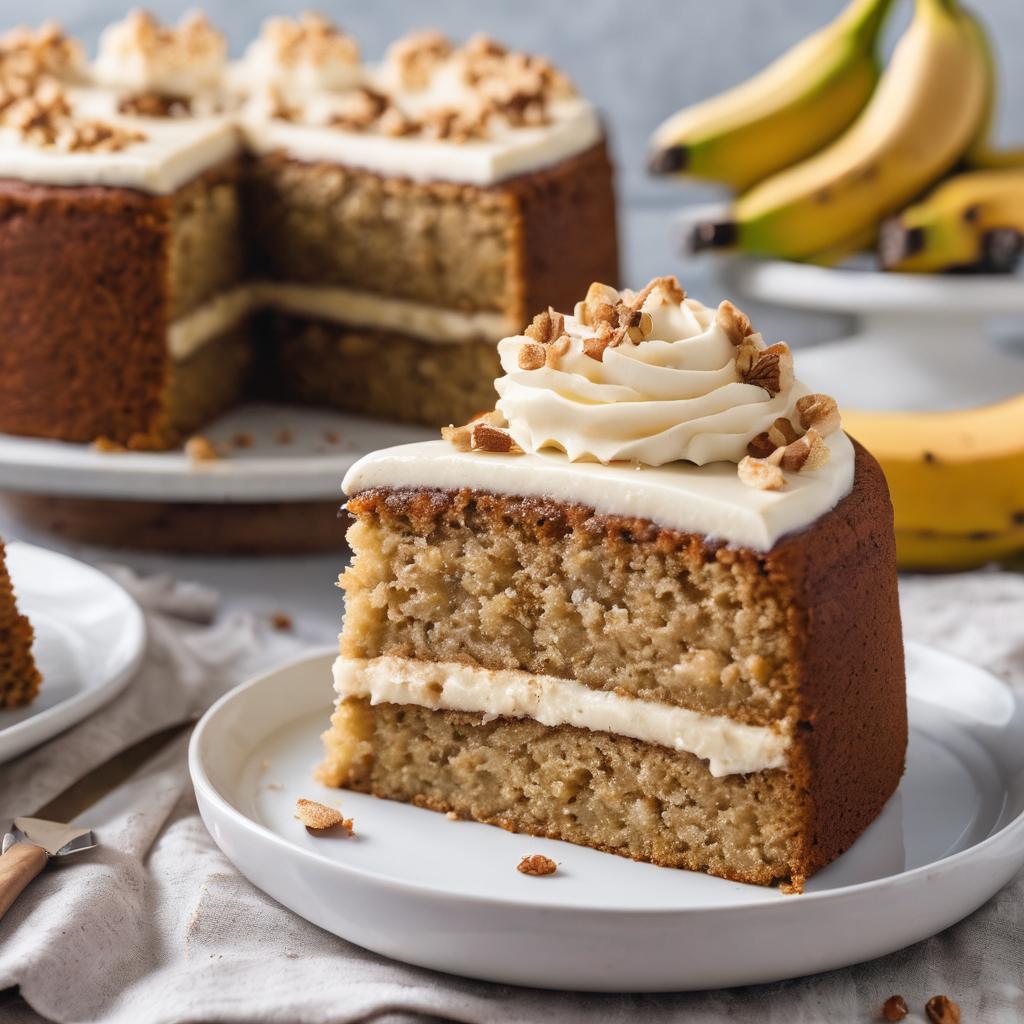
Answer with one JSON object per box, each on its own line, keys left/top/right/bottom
{"left": 0, "top": 717, "right": 194, "bottom": 921}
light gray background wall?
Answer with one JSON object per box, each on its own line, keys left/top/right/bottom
{"left": 2, "top": 0, "right": 1022, "bottom": 340}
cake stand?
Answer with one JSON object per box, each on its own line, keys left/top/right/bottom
{"left": 0, "top": 406, "right": 434, "bottom": 554}
{"left": 720, "top": 257, "right": 1024, "bottom": 410}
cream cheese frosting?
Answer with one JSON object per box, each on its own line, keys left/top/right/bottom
{"left": 497, "top": 291, "right": 806, "bottom": 466}
{"left": 167, "top": 281, "right": 517, "bottom": 361}
{"left": 333, "top": 655, "right": 790, "bottom": 777}
{"left": 0, "top": 19, "right": 600, "bottom": 191}
{"left": 342, "top": 436, "right": 854, "bottom": 551}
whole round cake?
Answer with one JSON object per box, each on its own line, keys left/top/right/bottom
{"left": 320, "top": 276, "right": 907, "bottom": 890}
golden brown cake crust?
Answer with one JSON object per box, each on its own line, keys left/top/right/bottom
{"left": 0, "top": 539, "right": 41, "bottom": 708}
{"left": 0, "top": 161, "right": 244, "bottom": 448}
{"left": 343, "top": 440, "right": 906, "bottom": 884}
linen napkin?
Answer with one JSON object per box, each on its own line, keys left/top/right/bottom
{"left": 0, "top": 566, "right": 1021, "bottom": 1024}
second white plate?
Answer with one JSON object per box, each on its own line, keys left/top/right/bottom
{"left": 190, "top": 643, "right": 1024, "bottom": 992}
{"left": 0, "top": 404, "right": 433, "bottom": 503}
{"left": 0, "top": 542, "right": 146, "bottom": 764}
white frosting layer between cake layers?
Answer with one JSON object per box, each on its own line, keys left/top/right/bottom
{"left": 342, "top": 435, "right": 856, "bottom": 551}
{"left": 333, "top": 655, "right": 790, "bottom": 778}
{"left": 167, "top": 282, "right": 517, "bottom": 360}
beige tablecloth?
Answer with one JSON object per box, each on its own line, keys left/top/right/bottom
{"left": 1, "top": 566, "right": 1022, "bottom": 1024}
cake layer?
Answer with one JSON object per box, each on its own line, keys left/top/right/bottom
{"left": 333, "top": 654, "right": 790, "bottom": 777}
{"left": 0, "top": 540, "right": 41, "bottom": 708}
{"left": 261, "top": 313, "right": 501, "bottom": 428}
{"left": 244, "top": 140, "right": 618, "bottom": 320}
{"left": 319, "top": 699, "right": 808, "bottom": 886}
{"left": 341, "top": 440, "right": 904, "bottom": 782}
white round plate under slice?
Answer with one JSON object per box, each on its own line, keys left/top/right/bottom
{"left": 0, "top": 405, "right": 434, "bottom": 503}
{"left": 0, "top": 542, "right": 146, "bottom": 764}
{"left": 190, "top": 642, "right": 1024, "bottom": 992}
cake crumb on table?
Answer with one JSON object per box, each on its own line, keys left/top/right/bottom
{"left": 517, "top": 854, "right": 557, "bottom": 876}
{"left": 270, "top": 611, "right": 293, "bottom": 631}
{"left": 881, "top": 995, "right": 909, "bottom": 1021}
{"left": 295, "top": 798, "right": 354, "bottom": 835}
{"left": 231, "top": 432, "right": 253, "bottom": 449}
{"left": 184, "top": 435, "right": 219, "bottom": 462}
{"left": 275, "top": 429, "right": 293, "bottom": 445}
{"left": 925, "top": 995, "right": 960, "bottom": 1024}
{"left": 91, "top": 436, "right": 127, "bottom": 453}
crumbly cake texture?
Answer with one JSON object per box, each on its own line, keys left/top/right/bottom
{"left": 0, "top": 19, "right": 619, "bottom": 447}
{"left": 0, "top": 539, "right": 41, "bottom": 708}
{"left": 321, "top": 443, "right": 906, "bottom": 887}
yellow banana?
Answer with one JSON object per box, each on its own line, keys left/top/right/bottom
{"left": 692, "top": 0, "right": 989, "bottom": 261}
{"left": 843, "top": 395, "right": 1024, "bottom": 569}
{"left": 961, "top": 6, "right": 1024, "bottom": 171}
{"left": 648, "top": 0, "right": 892, "bottom": 192}
{"left": 896, "top": 529, "right": 1024, "bottom": 571}
{"left": 879, "top": 168, "right": 1024, "bottom": 272}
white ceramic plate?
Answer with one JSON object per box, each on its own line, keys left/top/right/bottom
{"left": 0, "top": 542, "right": 146, "bottom": 764}
{"left": 0, "top": 404, "right": 434, "bottom": 502}
{"left": 190, "top": 643, "right": 1024, "bottom": 992}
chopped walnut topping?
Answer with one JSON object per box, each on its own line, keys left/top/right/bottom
{"left": 517, "top": 342, "right": 546, "bottom": 370}
{"left": 442, "top": 410, "right": 523, "bottom": 454}
{"left": 738, "top": 455, "right": 786, "bottom": 491}
{"left": 881, "top": 995, "right": 909, "bottom": 1022}
{"left": 419, "top": 102, "right": 490, "bottom": 142}
{"left": 260, "top": 13, "right": 359, "bottom": 69}
{"left": 737, "top": 341, "right": 793, "bottom": 397}
{"left": 470, "top": 422, "right": 523, "bottom": 453}
{"left": 715, "top": 299, "right": 754, "bottom": 346}
{"left": 329, "top": 85, "right": 390, "bottom": 131}
{"left": 925, "top": 996, "right": 960, "bottom": 1024}
{"left": 524, "top": 308, "right": 565, "bottom": 344}
{"left": 295, "top": 798, "right": 353, "bottom": 834}
{"left": 768, "top": 416, "right": 800, "bottom": 448}
{"left": 779, "top": 428, "right": 830, "bottom": 472}
{"left": 517, "top": 854, "right": 557, "bottom": 876}
{"left": 746, "top": 432, "right": 777, "bottom": 459}
{"left": 0, "top": 20, "right": 83, "bottom": 82}
{"left": 184, "top": 435, "right": 219, "bottom": 462}
{"left": 386, "top": 30, "right": 452, "bottom": 91}
{"left": 546, "top": 334, "right": 571, "bottom": 368}
{"left": 96, "top": 10, "right": 225, "bottom": 96}
{"left": 795, "top": 392, "right": 841, "bottom": 436}
{"left": 118, "top": 91, "right": 192, "bottom": 117}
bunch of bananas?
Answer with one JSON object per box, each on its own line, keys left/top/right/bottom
{"left": 649, "top": 0, "right": 1024, "bottom": 273}
{"left": 650, "top": 0, "right": 1024, "bottom": 570}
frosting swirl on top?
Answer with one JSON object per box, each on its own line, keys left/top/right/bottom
{"left": 94, "top": 11, "right": 226, "bottom": 98}
{"left": 495, "top": 281, "right": 814, "bottom": 468}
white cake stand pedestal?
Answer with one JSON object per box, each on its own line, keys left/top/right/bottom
{"left": 720, "top": 258, "right": 1024, "bottom": 412}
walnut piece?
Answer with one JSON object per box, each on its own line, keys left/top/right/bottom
{"left": 524, "top": 307, "right": 566, "bottom": 344}
{"left": 881, "top": 995, "right": 909, "bottom": 1021}
{"left": 517, "top": 342, "right": 546, "bottom": 370}
{"left": 779, "top": 428, "right": 830, "bottom": 472}
{"left": 795, "top": 392, "right": 841, "bottom": 436}
{"left": 260, "top": 13, "right": 359, "bottom": 69}
{"left": 184, "top": 435, "right": 218, "bottom": 462}
{"left": 517, "top": 854, "right": 557, "bottom": 876}
{"left": 738, "top": 455, "right": 786, "bottom": 491}
{"left": 738, "top": 341, "right": 794, "bottom": 397}
{"left": 441, "top": 411, "right": 522, "bottom": 454}
{"left": 295, "top": 798, "right": 353, "bottom": 835}
{"left": 925, "top": 996, "right": 960, "bottom": 1024}
{"left": 767, "top": 416, "right": 800, "bottom": 448}
{"left": 715, "top": 299, "right": 754, "bottom": 346}
{"left": 386, "top": 30, "right": 452, "bottom": 91}
{"left": 118, "top": 91, "right": 191, "bottom": 117}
